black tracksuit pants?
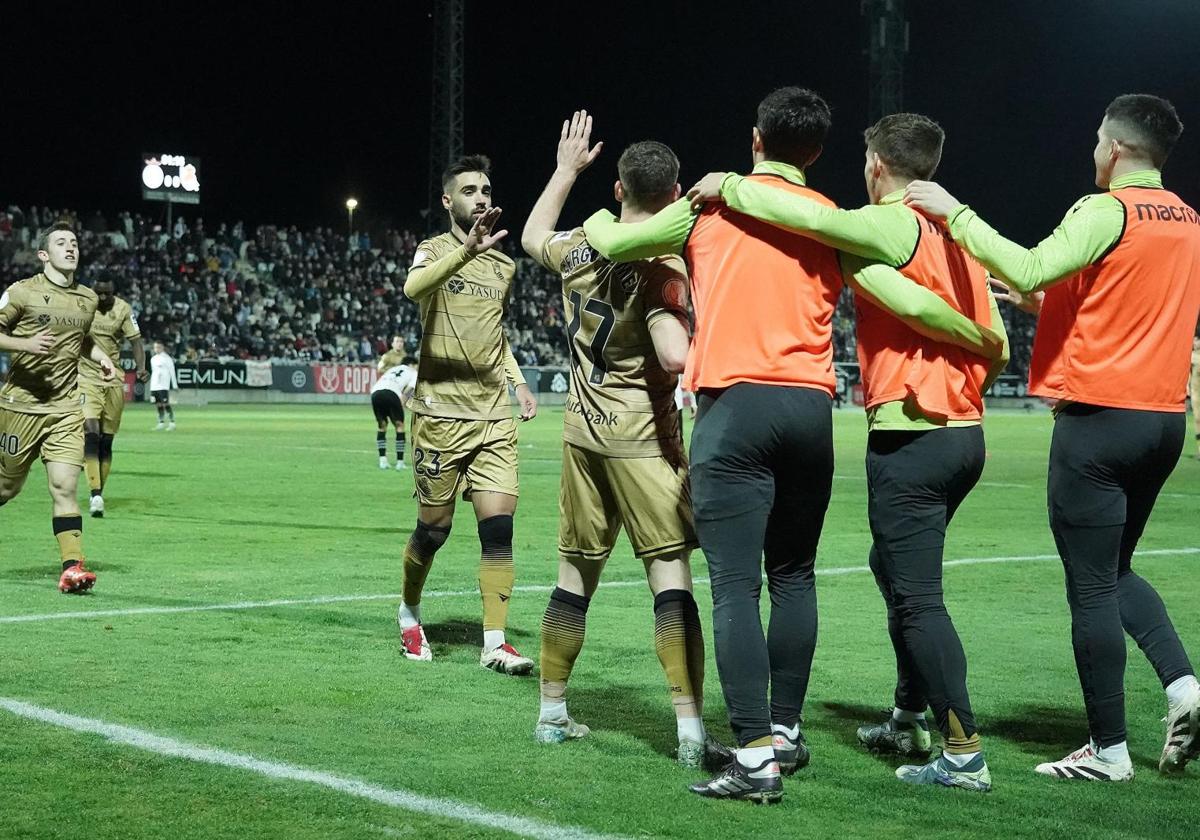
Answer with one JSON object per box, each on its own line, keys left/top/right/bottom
{"left": 1048, "top": 403, "right": 1194, "bottom": 747}
{"left": 866, "top": 425, "right": 985, "bottom": 754}
{"left": 690, "top": 384, "right": 834, "bottom": 747}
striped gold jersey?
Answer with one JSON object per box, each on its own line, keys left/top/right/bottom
{"left": 0, "top": 273, "right": 97, "bottom": 414}
{"left": 377, "top": 349, "right": 406, "bottom": 372}
{"left": 408, "top": 232, "right": 519, "bottom": 421}
{"left": 80, "top": 296, "right": 140, "bottom": 388}
{"left": 537, "top": 228, "right": 690, "bottom": 457}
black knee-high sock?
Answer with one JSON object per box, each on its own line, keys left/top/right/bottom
{"left": 166, "top": 405, "right": 175, "bottom": 421}
{"left": 156, "top": 405, "right": 165, "bottom": 422}
{"left": 396, "top": 430, "right": 406, "bottom": 462}
{"left": 376, "top": 430, "right": 387, "bottom": 457}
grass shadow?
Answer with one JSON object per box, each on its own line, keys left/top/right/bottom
{"left": 569, "top": 683, "right": 682, "bottom": 761}
{"left": 987, "top": 703, "right": 1090, "bottom": 757}
{"left": 135, "top": 511, "right": 399, "bottom": 534}
{"left": 423, "top": 618, "right": 533, "bottom": 652}
{"left": 818, "top": 701, "right": 908, "bottom": 766}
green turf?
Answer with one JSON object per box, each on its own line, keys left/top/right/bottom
{"left": 2, "top": 404, "right": 1198, "bottom": 839}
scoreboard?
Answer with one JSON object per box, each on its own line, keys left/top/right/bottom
{"left": 142, "top": 153, "right": 200, "bottom": 205}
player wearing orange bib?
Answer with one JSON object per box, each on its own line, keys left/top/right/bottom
{"left": 907, "top": 94, "right": 1200, "bottom": 781}
{"left": 688, "top": 113, "right": 1010, "bottom": 792}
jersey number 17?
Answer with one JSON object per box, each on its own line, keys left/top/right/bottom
{"left": 566, "top": 290, "right": 616, "bottom": 386}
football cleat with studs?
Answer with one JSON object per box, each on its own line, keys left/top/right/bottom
{"left": 480, "top": 643, "right": 534, "bottom": 676}
{"left": 58, "top": 562, "right": 97, "bottom": 594}
{"left": 1034, "top": 744, "right": 1133, "bottom": 782}
{"left": 688, "top": 756, "right": 783, "bottom": 804}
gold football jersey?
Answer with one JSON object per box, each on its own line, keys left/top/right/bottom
{"left": 539, "top": 228, "right": 689, "bottom": 457}
{"left": 0, "top": 274, "right": 97, "bottom": 414}
{"left": 80, "top": 295, "right": 139, "bottom": 387}
{"left": 408, "top": 232, "right": 518, "bottom": 421}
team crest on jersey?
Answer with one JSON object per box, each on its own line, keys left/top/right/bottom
{"left": 446, "top": 278, "right": 466, "bottom": 294}
{"left": 615, "top": 264, "right": 640, "bottom": 294}
{"left": 37, "top": 314, "right": 51, "bottom": 327}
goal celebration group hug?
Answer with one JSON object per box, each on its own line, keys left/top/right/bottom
{"left": 2, "top": 85, "right": 1196, "bottom": 805}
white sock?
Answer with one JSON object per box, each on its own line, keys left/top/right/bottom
{"left": 771, "top": 722, "right": 799, "bottom": 743}
{"left": 482, "top": 629, "right": 505, "bottom": 651}
{"left": 677, "top": 717, "right": 705, "bottom": 744}
{"left": 893, "top": 707, "right": 925, "bottom": 723}
{"left": 539, "top": 700, "right": 567, "bottom": 724}
{"left": 398, "top": 602, "right": 420, "bottom": 630}
{"left": 1093, "top": 740, "right": 1130, "bottom": 764}
{"left": 1166, "top": 674, "right": 1200, "bottom": 706}
{"left": 737, "top": 745, "right": 777, "bottom": 772}
{"left": 942, "top": 750, "right": 979, "bottom": 768}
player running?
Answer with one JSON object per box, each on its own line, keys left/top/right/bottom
{"left": 398, "top": 154, "right": 539, "bottom": 675}
{"left": 521, "top": 111, "right": 730, "bottom": 770}
{"left": 81, "top": 274, "right": 146, "bottom": 517}
{"left": 149, "top": 341, "right": 177, "bottom": 430}
{"left": 371, "top": 357, "right": 416, "bottom": 470}
{"left": 0, "top": 222, "right": 116, "bottom": 593}
{"left": 688, "top": 112, "right": 1009, "bottom": 792}
{"left": 584, "top": 88, "right": 1005, "bottom": 803}
{"left": 906, "top": 93, "right": 1200, "bottom": 781}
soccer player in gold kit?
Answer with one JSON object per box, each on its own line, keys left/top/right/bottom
{"left": 520, "top": 111, "right": 729, "bottom": 769}
{"left": 0, "top": 222, "right": 117, "bottom": 592}
{"left": 81, "top": 275, "right": 146, "bottom": 518}
{"left": 376, "top": 334, "right": 406, "bottom": 373}
{"left": 398, "top": 155, "right": 540, "bottom": 675}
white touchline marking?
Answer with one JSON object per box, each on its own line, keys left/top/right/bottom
{"left": 3, "top": 547, "right": 1196, "bottom": 625}
{"left": 0, "top": 698, "right": 633, "bottom": 840}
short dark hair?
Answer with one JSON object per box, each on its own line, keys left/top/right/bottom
{"left": 617, "top": 141, "right": 680, "bottom": 209}
{"left": 756, "top": 87, "right": 831, "bottom": 167}
{"left": 402, "top": 355, "right": 417, "bottom": 365}
{"left": 1104, "top": 94, "right": 1183, "bottom": 167}
{"left": 863, "top": 113, "right": 945, "bottom": 181}
{"left": 37, "top": 221, "right": 76, "bottom": 252}
{"left": 441, "top": 154, "right": 492, "bottom": 192}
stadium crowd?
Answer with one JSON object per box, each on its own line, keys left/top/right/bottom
{"left": 0, "top": 204, "right": 1036, "bottom": 378}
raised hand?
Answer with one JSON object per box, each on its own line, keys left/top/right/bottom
{"left": 903, "top": 180, "right": 961, "bottom": 221}
{"left": 687, "top": 172, "right": 730, "bottom": 213}
{"left": 556, "top": 110, "right": 603, "bottom": 177}
{"left": 989, "top": 276, "right": 1044, "bottom": 315}
{"left": 23, "top": 330, "right": 56, "bottom": 355}
{"left": 464, "top": 206, "right": 508, "bottom": 255}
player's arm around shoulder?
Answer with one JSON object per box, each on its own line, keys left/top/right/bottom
{"left": 841, "top": 253, "right": 1005, "bottom": 361}
{"left": 582, "top": 198, "right": 695, "bottom": 263}
{"left": 905, "top": 180, "right": 1123, "bottom": 295}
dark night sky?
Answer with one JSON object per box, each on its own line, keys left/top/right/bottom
{"left": 3, "top": 1, "right": 1199, "bottom": 247}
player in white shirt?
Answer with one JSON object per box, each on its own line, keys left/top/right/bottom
{"left": 371, "top": 358, "right": 418, "bottom": 469}
{"left": 149, "top": 341, "right": 178, "bottom": 431}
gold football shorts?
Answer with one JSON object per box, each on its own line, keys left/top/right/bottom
{"left": 557, "top": 441, "right": 697, "bottom": 562}
{"left": 0, "top": 407, "right": 86, "bottom": 480}
{"left": 80, "top": 381, "right": 127, "bottom": 435}
{"left": 410, "top": 414, "right": 520, "bottom": 506}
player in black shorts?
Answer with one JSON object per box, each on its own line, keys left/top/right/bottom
{"left": 371, "top": 358, "right": 417, "bottom": 470}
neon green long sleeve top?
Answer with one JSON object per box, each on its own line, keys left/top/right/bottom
{"left": 583, "top": 162, "right": 1007, "bottom": 430}
{"left": 944, "top": 170, "right": 1162, "bottom": 293}
{"left": 714, "top": 176, "right": 1011, "bottom": 428}
{"left": 582, "top": 160, "right": 1002, "bottom": 364}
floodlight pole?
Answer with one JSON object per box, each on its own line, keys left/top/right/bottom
{"left": 428, "top": 0, "right": 464, "bottom": 233}
{"left": 863, "top": 0, "right": 908, "bottom": 122}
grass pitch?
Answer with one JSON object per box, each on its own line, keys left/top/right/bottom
{"left": 2, "top": 404, "right": 1198, "bottom": 839}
